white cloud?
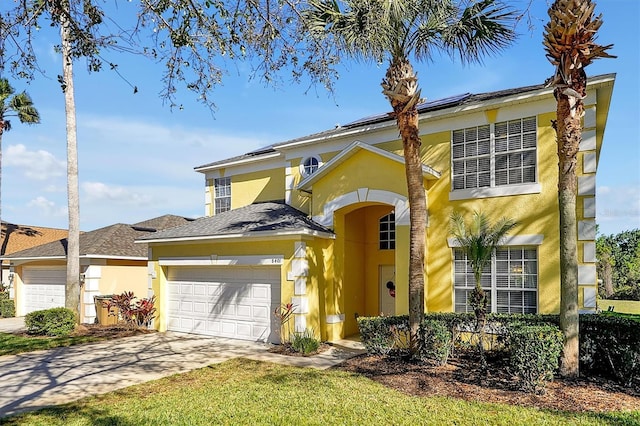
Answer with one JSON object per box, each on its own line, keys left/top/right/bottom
{"left": 82, "top": 182, "right": 153, "bottom": 206}
{"left": 27, "top": 196, "right": 67, "bottom": 218}
{"left": 5, "top": 144, "right": 66, "bottom": 181}
{"left": 43, "top": 185, "right": 65, "bottom": 193}
{"left": 80, "top": 115, "right": 265, "bottom": 153}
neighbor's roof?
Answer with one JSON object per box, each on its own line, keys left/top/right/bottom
{"left": 137, "top": 202, "right": 335, "bottom": 243}
{"left": 1, "top": 222, "right": 68, "bottom": 257}
{"left": 3, "top": 215, "right": 193, "bottom": 260}
{"left": 195, "top": 73, "right": 615, "bottom": 171}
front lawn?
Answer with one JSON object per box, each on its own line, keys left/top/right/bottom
{"left": 0, "top": 325, "right": 151, "bottom": 356}
{"left": 0, "top": 333, "right": 103, "bottom": 356}
{"left": 1, "top": 358, "right": 638, "bottom": 426}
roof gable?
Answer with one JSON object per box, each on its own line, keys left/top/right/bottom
{"left": 297, "top": 141, "right": 440, "bottom": 191}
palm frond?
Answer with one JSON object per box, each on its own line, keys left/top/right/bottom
{"left": 10, "top": 93, "right": 40, "bottom": 124}
{"left": 441, "top": 0, "right": 518, "bottom": 65}
{"left": 0, "top": 79, "right": 16, "bottom": 104}
{"left": 542, "top": 0, "right": 615, "bottom": 86}
{"left": 450, "top": 209, "right": 517, "bottom": 286}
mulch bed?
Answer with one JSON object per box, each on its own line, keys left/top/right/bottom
{"left": 335, "top": 352, "right": 640, "bottom": 413}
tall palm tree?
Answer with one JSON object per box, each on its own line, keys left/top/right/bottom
{"left": 450, "top": 210, "right": 516, "bottom": 367}
{"left": 543, "top": 0, "right": 614, "bottom": 377}
{"left": 307, "top": 0, "right": 518, "bottom": 351}
{"left": 0, "top": 79, "right": 40, "bottom": 227}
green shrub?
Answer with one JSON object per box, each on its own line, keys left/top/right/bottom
{"left": 418, "top": 319, "right": 452, "bottom": 365}
{"left": 0, "top": 298, "right": 15, "bottom": 317}
{"left": 290, "top": 329, "right": 320, "bottom": 354}
{"left": 506, "top": 323, "right": 563, "bottom": 394}
{"left": 357, "top": 315, "right": 409, "bottom": 356}
{"left": 580, "top": 315, "right": 640, "bottom": 386}
{"left": 25, "top": 307, "right": 76, "bottom": 337}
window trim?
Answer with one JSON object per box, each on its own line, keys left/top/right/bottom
{"left": 213, "top": 176, "right": 231, "bottom": 214}
{"left": 449, "top": 117, "right": 539, "bottom": 200}
{"left": 299, "top": 155, "right": 322, "bottom": 178}
{"left": 379, "top": 212, "right": 396, "bottom": 250}
{"left": 453, "top": 246, "right": 539, "bottom": 314}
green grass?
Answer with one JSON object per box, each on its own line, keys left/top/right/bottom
{"left": 0, "top": 333, "right": 103, "bottom": 356}
{"left": 1, "top": 359, "right": 638, "bottom": 426}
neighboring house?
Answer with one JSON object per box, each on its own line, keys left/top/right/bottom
{"left": 1, "top": 222, "right": 68, "bottom": 298}
{"left": 138, "top": 74, "right": 615, "bottom": 344}
{"left": 4, "top": 215, "right": 192, "bottom": 323}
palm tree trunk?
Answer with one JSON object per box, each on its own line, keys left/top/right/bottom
{"left": 383, "top": 56, "right": 426, "bottom": 353}
{"left": 60, "top": 2, "right": 81, "bottom": 322}
{"left": 0, "top": 130, "right": 4, "bottom": 227}
{"left": 555, "top": 70, "right": 586, "bottom": 378}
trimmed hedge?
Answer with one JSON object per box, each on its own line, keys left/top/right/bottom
{"left": 418, "top": 319, "right": 452, "bottom": 365}
{"left": 25, "top": 307, "right": 76, "bottom": 337}
{"left": 0, "top": 298, "right": 15, "bottom": 318}
{"left": 506, "top": 323, "right": 563, "bottom": 393}
{"left": 357, "top": 315, "right": 409, "bottom": 356}
{"left": 358, "top": 312, "right": 640, "bottom": 387}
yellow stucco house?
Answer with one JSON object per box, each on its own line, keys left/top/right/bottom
{"left": 139, "top": 74, "right": 615, "bottom": 344}
{"left": 5, "top": 215, "right": 191, "bottom": 323}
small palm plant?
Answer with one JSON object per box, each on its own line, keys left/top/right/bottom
{"left": 450, "top": 210, "right": 516, "bottom": 369}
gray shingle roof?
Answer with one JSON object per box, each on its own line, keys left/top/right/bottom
{"left": 3, "top": 214, "right": 193, "bottom": 259}
{"left": 137, "top": 202, "right": 334, "bottom": 241}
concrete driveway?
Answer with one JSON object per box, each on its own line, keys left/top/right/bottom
{"left": 0, "top": 329, "right": 363, "bottom": 418}
{"left": 0, "top": 316, "right": 25, "bottom": 333}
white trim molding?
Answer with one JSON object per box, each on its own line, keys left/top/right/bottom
{"left": 449, "top": 183, "right": 541, "bottom": 201}
{"left": 159, "top": 255, "right": 284, "bottom": 267}
{"left": 448, "top": 234, "right": 544, "bottom": 248}
{"left": 313, "top": 189, "right": 411, "bottom": 228}
{"left": 326, "top": 314, "right": 345, "bottom": 324}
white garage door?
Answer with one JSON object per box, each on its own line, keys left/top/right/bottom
{"left": 23, "top": 267, "right": 66, "bottom": 314}
{"left": 167, "top": 266, "right": 281, "bottom": 343}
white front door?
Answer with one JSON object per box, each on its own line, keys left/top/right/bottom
{"left": 22, "top": 267, "right": 66, "bottom": 314}
{"left": 379, "top": 265, "right": 395, "bottom": 316}
{"left": 166, "top": 266, "right": 281, "bottom": 343}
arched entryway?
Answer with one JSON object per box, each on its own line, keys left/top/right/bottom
{"left": 338, "top": 203, "right": 396, "bottom": 336}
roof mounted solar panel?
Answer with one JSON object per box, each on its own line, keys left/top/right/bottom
{"left": 246, "top": 145, "right": 276, "bottom": 156}
{"left": 343, "top": 93, "right": 473, "bottom": 129}
{"left": 416, "top": 93, "right": 472, "bottom": 113}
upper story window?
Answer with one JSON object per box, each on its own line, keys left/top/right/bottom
{"left": 379, "top": 212, "right": 395, "bottom": 250}
{"left": 453, "top": 246, "right": 538, "bottom": 314}
{"left": 452, "top": 117, "right": 537, "bottom": 191}
{"left": 214, "top": 177, "right": 231, "bottom": 214}
{"left": 300, "top": 155, "right": 321, "bottom": 177}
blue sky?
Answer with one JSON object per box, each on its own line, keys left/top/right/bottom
{"left": 1, "top": 0, "right": 638, "bottom": 236}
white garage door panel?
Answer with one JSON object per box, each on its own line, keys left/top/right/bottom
{"left": 23, "top": 267, "right": 66, "bottom": 314}
{"left": 167, "top": 266, "right": 280, "bottom": 343}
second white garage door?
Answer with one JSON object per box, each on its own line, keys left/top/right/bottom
{"left": 23, "top": 267, "right": 66, "bottom": 314}
{"left": 167, "top": 266, "right": 281, "bottom": 343}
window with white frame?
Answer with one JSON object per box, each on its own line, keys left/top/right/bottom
{"left": 214, "top": 177, "right": 231, "bottom": 214}
{"left": 379, "top": 212, "right": 395, "bottom": 250}
{"left": 452, "top": 117, "right": 537, "bottom": 191}
{"left": 300, "top": 155, "right": 321, "bottom": 177}
{"left": 453, "top": 246, "right": 538, "bottom": 314}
